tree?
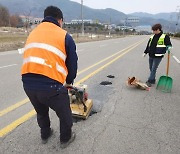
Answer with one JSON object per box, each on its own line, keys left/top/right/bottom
{"left": 10, "top": 15, "right": 22, "bottom": 27}
{"left": 0, "top": 5, "right": 10, "bottom": 26}
{"left": 10, "top": 15, "right": 18, "bottom": 27}
{"left": 23, "top": 9, "right": 32, "bottom": 32}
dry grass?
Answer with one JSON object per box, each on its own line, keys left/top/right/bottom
{"left": 72, "top": 34, "right": 123, "bottom": 43}
{"left": 0, "top": 27, "right": 28, "bottom": 51}
{"left": 0, "top": 33, "right": 27, "bottom": 52}
{"left": 0, "top": 34, "right": 27, "bottom": 42}
{"left": 0, "top": 27, "right": 123, "bottom": 52}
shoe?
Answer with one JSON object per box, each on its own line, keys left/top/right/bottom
{"left": 146, "top": 81, "right": 152, "bottom": 87}
{"left": 41, "top": 129, "right": 53, "bottom": 144}
{"left": 60, "top": 132, "right": 76, "bottom": 149}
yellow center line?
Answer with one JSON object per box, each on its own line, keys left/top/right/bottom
{"left": 77, "top": 40, "right": 142, "bottom": 75}
{"left": 0, "top": 98, "right": 29, "bottom": 117}
{"left": 0, "top": 110, "right": 36, "bottom": 137}
{"left": 0, "top": 39, "right": 145, "bottom": 137}
{"left": 0, "top": 40, "right": 143, "bottom": 117}
{"left": 75, "top": 40, "right": 145, "bottom": 86}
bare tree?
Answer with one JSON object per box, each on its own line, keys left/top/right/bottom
{"left": 10, "top": 15, "right": 22, "bottom": 27}
{"left": 0, "top": 5, "right": 10, "bottom": 26}
{"left": 23, "top": 9, "right": 32, "bottom": 32}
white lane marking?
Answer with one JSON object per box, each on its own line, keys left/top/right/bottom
{"left": 0, "top": 64, "right": 17, "bottom": 69}
{"left": 100, "top": 45, "right": 107, "bottom": 47}
{"left": 0, "top": 51, "right": 18, "bottom": 56}
{"left": 173, "top": 56, "right": 180, "bottom": 64}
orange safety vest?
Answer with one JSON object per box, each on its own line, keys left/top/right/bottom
{"left": 21, "top": 22, "right": 68, "bottom": 84}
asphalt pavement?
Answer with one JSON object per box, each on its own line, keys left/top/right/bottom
{"left": 0, "top": 35, "right": 180, "bottom": 154}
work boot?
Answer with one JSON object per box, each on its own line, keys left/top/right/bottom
{"left": 60, "top": 132, "right": 76, "bottom": 149}
{"left": 146, "top": 81, "right": 152, "bottom": 87}
{"left": 41, "top": 129, "right": 53, "bottom": 144}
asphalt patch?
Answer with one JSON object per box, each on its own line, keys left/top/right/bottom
{"left": 100, "top": 81, "right": 112, "bottom": 85}
{"left": 107, "top": 75, "right": 115, "bottom": 78}
{"left": 72, "top": 117, "right": 82, "bottom": 123}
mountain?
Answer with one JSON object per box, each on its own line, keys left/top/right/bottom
{"left": 129, "top": 12, "right": 178, "bottom": 22}
{"left": 0, "top": 0, "right": 179, "bottom": 32}
{"left": 129, "top": 12, "right": 154, "bottom": 19}
{"left": 129, "top": 12, "right": 179, "bottom": 32}
{"left": 0, "top": 0, "right": 126, "bottom": 24}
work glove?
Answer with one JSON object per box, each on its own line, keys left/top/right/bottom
{"left": 64, "top": 83, "right": 72, "bottom": 88}
{"left": 166, "top": 46, "right": 172, "bottom": 51}
{"left": 18, "top": 48, "right": 25, "bottom": 54}
{"left": 142, "top": 53, "right": 147, "bottom": 57}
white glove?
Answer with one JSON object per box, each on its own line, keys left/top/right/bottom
{"left": 18, "top": 48, "right": 25, "bottom": 54}
{"left": 142, "top": 53, "right": 147, "bottom": 57}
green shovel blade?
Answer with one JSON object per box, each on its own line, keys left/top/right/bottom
{"left": 156, "top": 76, "right": 173, "bottom": 93}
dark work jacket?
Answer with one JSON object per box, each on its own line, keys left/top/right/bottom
{"left": 22, "top": 16, "right": 78, "bottom": 90}
{"left": 144, "top": 31, "right": 172, "bottom": 58}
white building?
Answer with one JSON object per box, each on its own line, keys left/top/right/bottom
{"left": 20, "top": 15, "right": 43, "bottom": 25}
{"left": 126, "top": 17, "right": 140, "bottom": 24}
{"left": 71, "top": 19, "right": 93, "bottom": 24}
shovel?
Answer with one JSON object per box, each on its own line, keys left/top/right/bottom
{"left": 156, "top": 49, "right": 173, "bottom": 93}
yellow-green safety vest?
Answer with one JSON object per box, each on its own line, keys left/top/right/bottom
{"left": 149, "top": 34, "right": 166, "bottom": 56}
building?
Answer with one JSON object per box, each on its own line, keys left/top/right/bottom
{"left": 126, "top": 17, "right": 140, "bottom": 24}
{"left": 71, "top": 19, "right": 94, "bottom": 24}
{"left": 20, "top": 15, "right": 43, "bottom": 25}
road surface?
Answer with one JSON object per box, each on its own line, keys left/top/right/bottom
{"left": 0, "top": 35, "right": 180, "bottom": 154}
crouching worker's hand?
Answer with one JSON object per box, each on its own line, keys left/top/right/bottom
{"left": 64, "top": 83, "right": 72, "bottom": 88}
{"left": 142, "top": 53, "right": 147, "bottom": 57}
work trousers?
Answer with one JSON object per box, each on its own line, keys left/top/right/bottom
{"left": 24, "top": 86, "right": 73, "bottom": 142}
{"left": 148, "top": 57, "right": 162, "bottom": 83}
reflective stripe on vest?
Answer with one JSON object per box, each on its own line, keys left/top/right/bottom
{"left": 23, "top": 56, "right": 67, "bottom": 76}
{"left": 149, "top": 34, "right": 166, "bottom": 56}
{"left": 154, "top": 54, "right": 164, "bottom": 56}
{"left": 24, "top": 43, "right": 66, "bottom": 61}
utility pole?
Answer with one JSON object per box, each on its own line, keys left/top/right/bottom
{"left": 175, "top": 6, "right": 180, "bottom": 33}
{"left": 168, "top": 14, "right": 173, "bottom": 33}
{"left": 109, "top": 17, "right": 111, "bottom": 36}
{"left": 123, "top": 18, "right": 126, "bottom": 36}
{"left": 81, "top": 0, "right": 84, "bottom": 36}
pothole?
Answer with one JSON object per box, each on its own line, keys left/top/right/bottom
{"left": 107, "top": 75, "right": 115, "bottom": 78}
{"left": 100, "top": 81, "right": 112, "bottom": 85}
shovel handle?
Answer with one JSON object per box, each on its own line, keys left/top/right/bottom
{"left": 166, "top": 50, "right": 170, "bottom": 76}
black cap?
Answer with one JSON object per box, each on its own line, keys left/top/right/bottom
{"left": 44, "top": 6, "right": 63, "bottom": 21}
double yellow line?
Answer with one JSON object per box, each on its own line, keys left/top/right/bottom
{"left": 0, "top": 39, "right": 145, "bottom": 137}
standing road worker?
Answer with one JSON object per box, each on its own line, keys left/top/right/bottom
{"left": 143, "top": 23, "right": 172, "bottom": 87}
{"left": 21, "top": 6, "right": 78, "bottom": 148}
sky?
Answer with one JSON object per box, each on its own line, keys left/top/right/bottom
{"left": 70, "top": 0, "right": 180, "bottom": 14}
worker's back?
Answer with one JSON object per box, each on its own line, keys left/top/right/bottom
{"left": 21, "top": 22, "right": 68, "bottom": 84}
